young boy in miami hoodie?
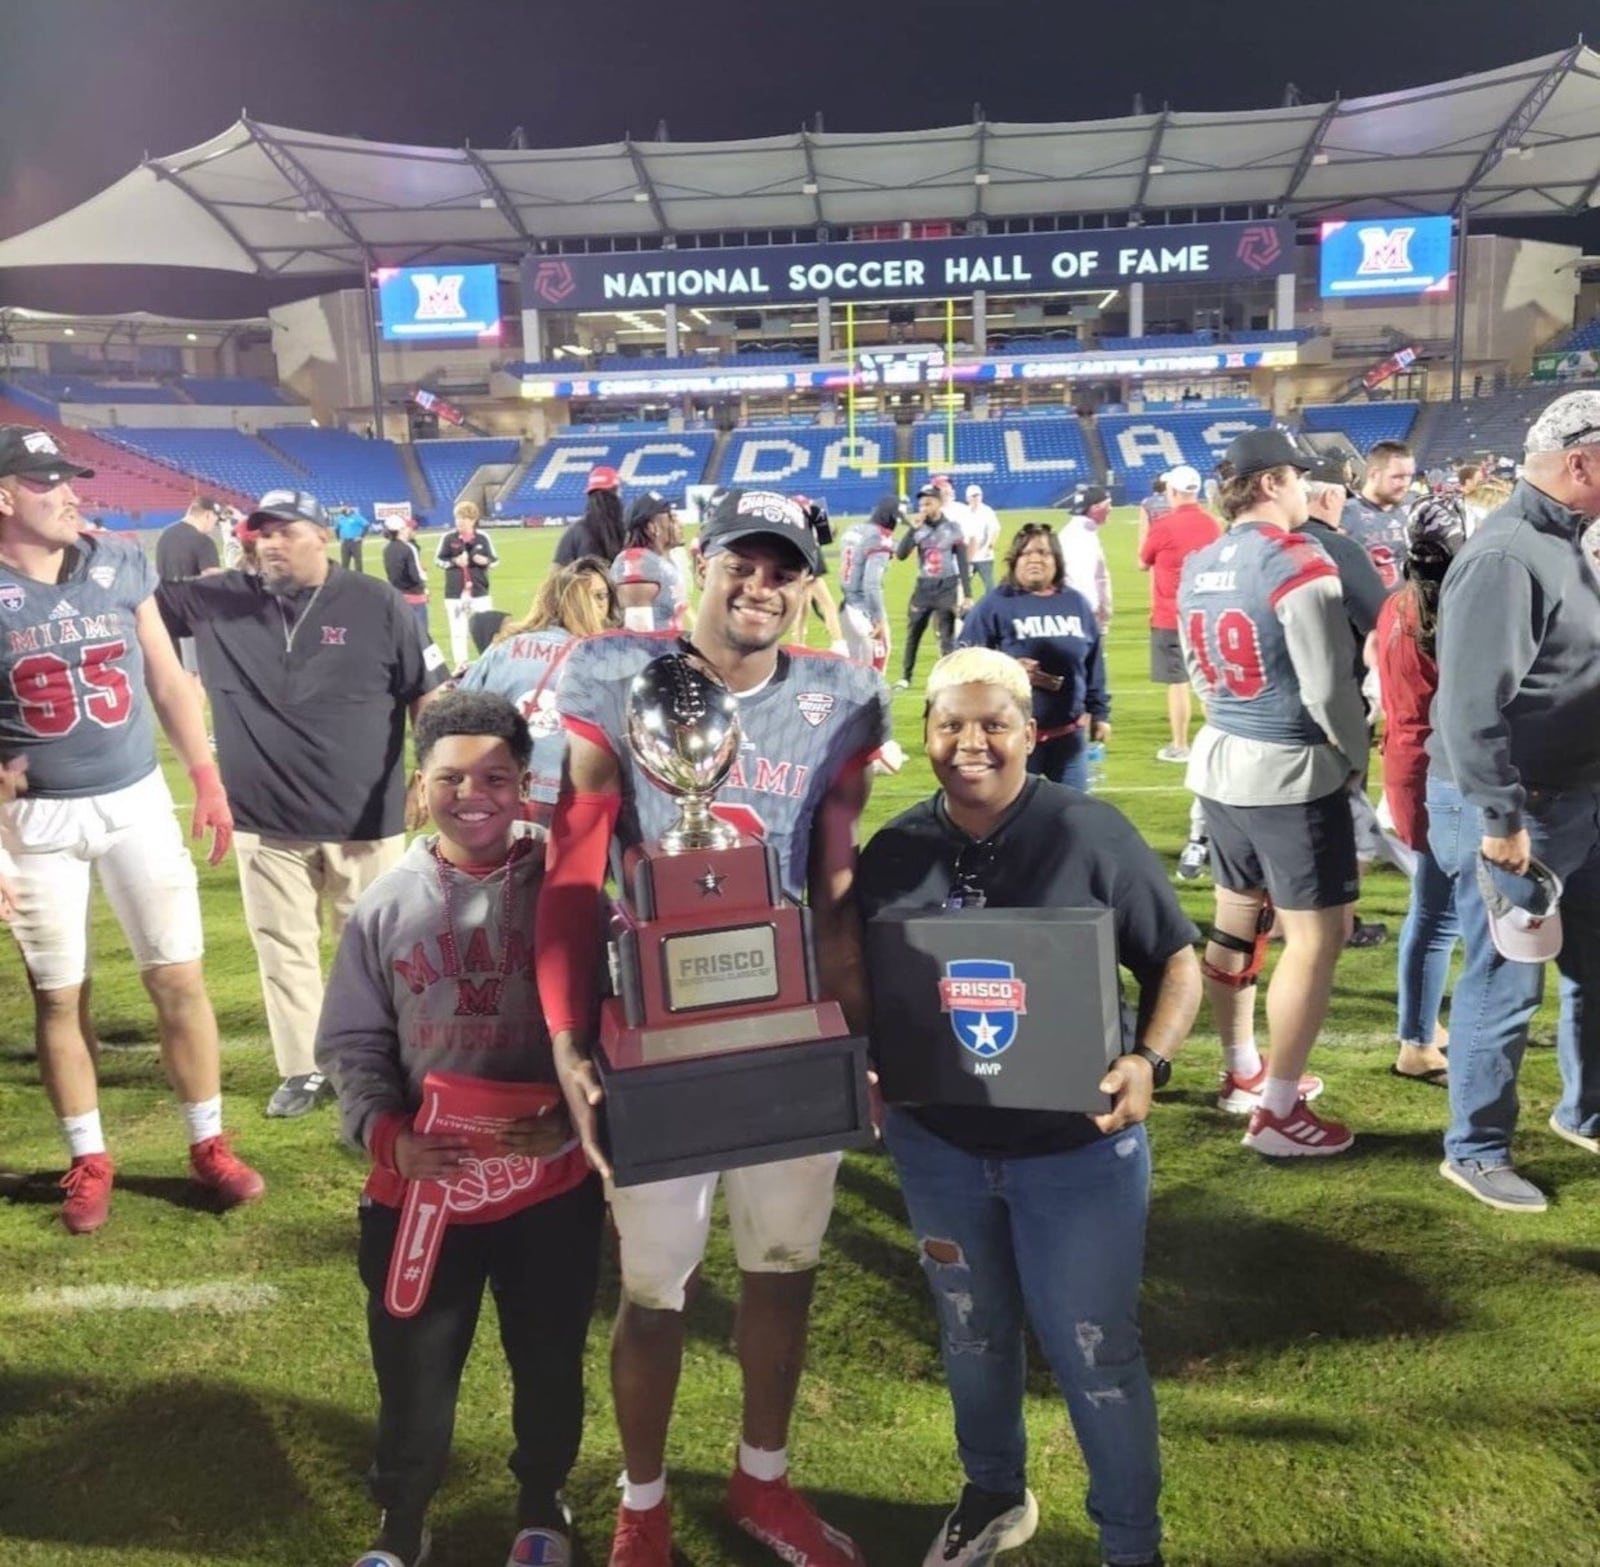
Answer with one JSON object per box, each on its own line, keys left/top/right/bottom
{"left": 316, "top": 689, "right": 602, "bottom": 1567}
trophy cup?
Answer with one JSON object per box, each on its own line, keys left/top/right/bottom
{"left": 595, "top": 652, "right": 873, "bottom": 1187}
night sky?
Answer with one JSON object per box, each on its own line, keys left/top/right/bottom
{"left": 1, "top": 0, "right": 1596, "bottom": 315}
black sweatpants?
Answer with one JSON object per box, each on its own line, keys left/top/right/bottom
{"left": 357, "top": 1175, "right": 604, "bottom": 1529}
{"left": 340, "top": 539, "right": 364, "bottom": 572}
{"left": 902, "top": 587, "right": 960, "bottom": 683}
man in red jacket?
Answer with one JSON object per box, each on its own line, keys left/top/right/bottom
{"left": 1139, "top": 464, "right": 1219, "bottom": 762}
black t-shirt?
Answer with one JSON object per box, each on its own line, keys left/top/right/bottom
{"left": 157, "top": 566, "right": 447, "bottom": 839}
{"left": 1301, "top": 519, "right": 1389, "bottom": 681}
{"left": 856, "top": 777, "right": 1199, "bottom": 1157}
{"left": 383, "top": 536, "right": 426, "bottom": 595}
{"left": 435, "top": 530, "right": 498, "bottom": 598}
{"left": 155, "top": 519, "right": 220, "bottom": 582}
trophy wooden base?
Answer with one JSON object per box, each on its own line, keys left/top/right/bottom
{"left": 595, "top": 1031, "right": 874, "bottom": 1188}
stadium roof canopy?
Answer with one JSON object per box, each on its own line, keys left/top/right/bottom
{"left": 0, "top": 306, "right": 267, "bottom": 344}
{"left": 2, "top": 43, "right": 1598, "bottom": 279}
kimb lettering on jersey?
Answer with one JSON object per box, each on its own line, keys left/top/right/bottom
{"left": 412, "top": 272, "right": 468, "bottom": 322}
{"left": 939, "top": 959, "right": 1027, "bottom": 1070}
{"left": 1357, "top": 225, "right": 1415, "bottom": 276}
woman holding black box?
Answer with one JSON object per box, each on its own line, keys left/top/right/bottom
{"left": 855, "top": 648, "right": 1200, "bottom": 1567}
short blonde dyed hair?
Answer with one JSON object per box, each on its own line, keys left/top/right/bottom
{"left": 925, "top": 647, "right": 1032, "bottom": 715}
{"left": 454, "top": 500, "right": 481, "bottom": 524}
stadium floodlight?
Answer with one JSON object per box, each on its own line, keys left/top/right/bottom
{"left": 633, "top": 191, "right": 651, "bottom": 203}
{"left": 973, "top": 172, "right": 991, "bottom": 186}
{"left": 801, "top": 180, "right": 819, "bottom": 195}
{"left": 1148, "top": 163, "right": 1166, "bottom": 175}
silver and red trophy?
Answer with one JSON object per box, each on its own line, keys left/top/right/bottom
{"left": 596, "top": 653, "right": 873, "bottom": 1186}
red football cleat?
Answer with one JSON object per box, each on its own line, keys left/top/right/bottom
{"left": 608, "top": 1499, "right": 670, "bottom": 1567}
{"left": 189, "top": 1135, "right": 266, "bottom": 1208}
{"left": 727, "top": 1469, "right": 864, "bottom": 1567}
{"left": 60, "top": 1152, "right": 115, "bottom": 1234}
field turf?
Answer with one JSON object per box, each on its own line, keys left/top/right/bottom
{"left": 1, "top": 513, "right": 1595, "bottom": 1566}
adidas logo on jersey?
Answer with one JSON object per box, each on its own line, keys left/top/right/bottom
{"left": 48, "top": 599, "right": 77, "bottom": 620}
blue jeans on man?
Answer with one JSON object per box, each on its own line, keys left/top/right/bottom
{"left": 882, "top": 1108, "right": 1162, "bottom": 1565}
{"left": 1431, "top": 777, "right": 1600, "bottom": 1165}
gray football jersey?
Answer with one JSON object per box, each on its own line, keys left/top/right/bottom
{"left": 839, "top": 522, "right": 894, "bottom": 619}
{"left": 0, "top": 534, "right": 158, "bottom": 797}
{"left": 1178, "top": 523, "right": 1341, "bottom": 747}
{"left": 560, "top": 630, "right": 890, "bottom": 899}
{"left": 1339, "top": 494, "right": 1410, "bottom": 590}
{"left": 458, "top": 625, "right": 578, "bottom": 807}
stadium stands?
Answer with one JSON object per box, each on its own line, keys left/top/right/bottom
{"left": 1099, "top": 331, "right": 1218, "bottom": 351}
{"left": 1555, "top": 318, "right": 1600, "bottom": 352}
{"left": 179, "top": 377, "right": 297, "bottom": 405}
{"left": 7, "top": 373, "right": 182, "bottom": 405}
{"left": 1415, "top": 386, "right": 1556, "bottom": 470}
{"left": 501, "top": 430, "right": 717, "bottom": 515}
{"left": 1096, "top": 407, "right": 1272, "bottom": 499}
{"left": 258, "top": 427, "right": 415, "bottom": 515}
{"left": 715, "top": 423, "right": 899, "bottom": 514}
{"left": 106, "top": 428, "right": 301, "bottom": 499}
{"left": 1300, "top": 402, "right": 1420, "bottom": 450}
{"left": 911, "top": 417, "right": 1091, "bottom": 508}
{"left": 414, "top": 437, "right": 522, "bottom": 513}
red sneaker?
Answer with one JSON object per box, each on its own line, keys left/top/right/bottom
{"left": 1216, "top": 1063, "right": 1324, "bottom": 1115}
{"left": 189, "top": 1135, "right": 266, "bottom": 1208}
{"left": 1243, "top": 1099, "right": 1354, "bottom": 1157}
{"left": 608, "top": 1500, "right": 670, "bottom": 1567}
{"left": 726, "top": 1469, "right": 863, "bottom": 1567}
{"left": 60, "top": 1152, "right": 115, "bottom": 1234}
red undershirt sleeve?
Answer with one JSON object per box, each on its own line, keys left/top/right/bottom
{"left": 535, "top": 790, "right": 622, "bottom": 1038}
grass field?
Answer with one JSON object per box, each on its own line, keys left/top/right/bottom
{"left": 2, "top": 513, "right": 1596, "bottom": 1567}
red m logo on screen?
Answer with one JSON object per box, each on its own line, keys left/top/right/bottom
{"left": 412, "top": 272, "right": 468, "bottom": 320}
{"left": 1356, "top": 227, "right": 1415, "bottom": 275}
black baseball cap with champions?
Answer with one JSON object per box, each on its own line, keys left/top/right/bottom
{"left": 0, "top": 425, "right": 96, "bottom": 484}
{"left": 698, "top": 488, "right": 822, "bottom": 575}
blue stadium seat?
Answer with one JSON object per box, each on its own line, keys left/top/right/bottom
{"left": 1097, "top": 408, "right": 1272, "bottom": 501}
{"left": 1300, "top": 403, "right": 1419, "bottom": 451}
{"left": 180, "top": 377, "right": 296, "bottom": 406}
{"left": 910, "top": 418, "right": 1091, "bottom": 508}
{"left": 258, "top": 428, "right": 416, "bottom": 516}
{"left": 413, "top": 438, "right": 521, "bottom": 515}
{"left": 501, "top": 431, "right": 717, "bottom": 515}
{"left": 8, "top": 373, "right": 181, "bottom": 405}
{"left": 103, "top": 428, "right": 300, "bottom": 498}
{"left": 1415, "top": 387, "right": 1559, "bottom": 470}
{"left": 714, "top": 424, "right": 900, "bottom": 515}
{"left": 1099, "top": 331, "right": 1218, "bottom": 351}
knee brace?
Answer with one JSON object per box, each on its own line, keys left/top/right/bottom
{"left": 1201, "top": 896, "right": 1273, "bottom": 990}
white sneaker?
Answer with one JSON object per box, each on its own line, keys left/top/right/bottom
{"left": 1155, "top": 744, "right": 1190, "bottom": 763}
{"left": 923, "top": 1485, "right": 1038, "bottom": 1566}
{"left": 1243, "top": 1099, "right": 1354, "bottom": 1157}
{"left": 1216, "top": 1064, "right": 1324, "bottom": 1115}
{"left": 1548, "top": 1113, "right": 1600, "bottom": 1154}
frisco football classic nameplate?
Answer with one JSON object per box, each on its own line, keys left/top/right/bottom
{"left": 661, "top": 924, "right": 781, "bottom": 1012}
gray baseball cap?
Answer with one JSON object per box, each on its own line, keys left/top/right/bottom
{"left": 1524, "top": 390, "right": 1600, "bottom": 455}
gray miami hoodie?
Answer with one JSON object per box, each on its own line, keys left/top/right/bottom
{"left": 315, "top": 834, "right": 556, "bottom": 1159}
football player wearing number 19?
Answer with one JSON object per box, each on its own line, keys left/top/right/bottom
{"left": 1176, "top": 429, "right": 1370, "bottom": 1157}
{"left": 0, "top": 425, "right": 262, "bottom": 1234}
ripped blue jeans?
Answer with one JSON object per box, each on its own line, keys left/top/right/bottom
{"left": 882, "top": 1109, "right": 1161, "bottom": 1566}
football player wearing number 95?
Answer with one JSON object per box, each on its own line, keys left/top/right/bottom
{"left": 0, "top": 425, "right": 262, "bottom": 1234}
{"left": 1176, "top": 429, "right": 1370, "bottom": 1158}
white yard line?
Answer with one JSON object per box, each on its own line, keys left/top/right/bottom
{"left": 11, "top": 1281, "right": 281, "bottom": 1315}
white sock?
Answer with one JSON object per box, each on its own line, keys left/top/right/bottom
{"left": 1261, "top": 1076, "right": 1301, "bottom": 1119}
{"left": 182, "top": 1095, "right": 223, "bottom": 1147}
{"left": 620, "top": 1472, "right": 666, "bottom": 1512}
{"left": 738, "top": 1442, "right": 788, "bottom": 1483}
{"left": 1224, "top": 1043, "right": 1263, "bottom": 1080}
{"left": 61, "top": 1109, "right": 106, "bottom": 1159}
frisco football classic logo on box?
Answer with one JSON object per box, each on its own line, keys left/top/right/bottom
{"left": 938, "top": 959, "right": 1027, "bottom": 1072}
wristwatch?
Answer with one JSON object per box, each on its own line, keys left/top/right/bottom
{"left": 1130, "top": 1044, "right": 1172, "bottom": 1089}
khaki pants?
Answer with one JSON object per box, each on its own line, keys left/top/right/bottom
{"left": 235, "top": 831, "right": 406, "bottom": 1076}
